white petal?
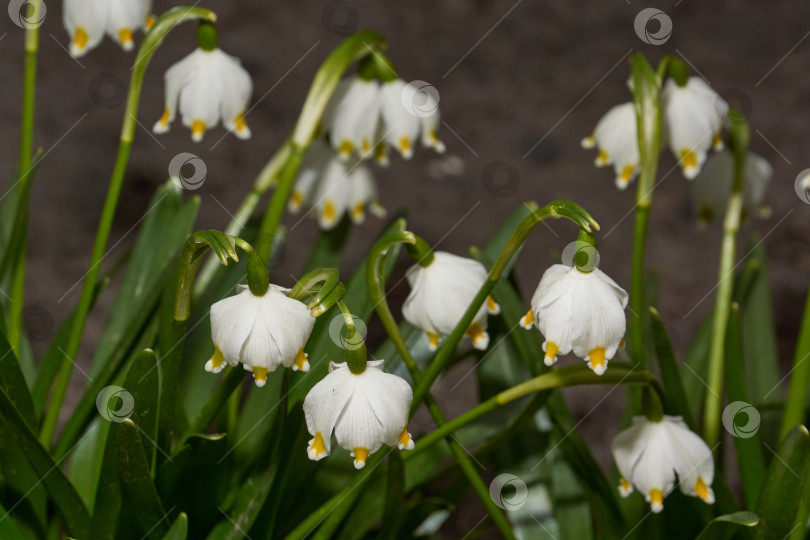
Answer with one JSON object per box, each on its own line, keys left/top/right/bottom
{"left": 63, "top": 0, "right": 106, "bottom": 57}
{"left": 313, "top": 156, "right": 352, "bottom": 229}
{"left": 178, "top": 50, "right": 225, "bottom": 139}
{"left": 154, "top": 51, "right": 198, "bottom": 133}
{"left": 210, "top": 288, "right": 257, "bottom": 366}
{"left": 379, "top": 79, "right": 420, "bottom": 159}
{"left": 215, "top": 49, "right": 253, "bottom": 139}
{"left": 303, "top": 362, "right": 354, "bottom": 457}
{"left": 106, "top": 0, "right": 147, "bottom": 50}
{"left": 661, "top": 416, "right": 715, "bottom": 502}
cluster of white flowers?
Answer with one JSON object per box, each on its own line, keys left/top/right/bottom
{"left": 288, "top": 141, "right": 385, "bottom": 230}
{"left": 208, "top": 282, "right": 414, "bottom": 468}
{"left": 612, "top": 416, "right": 715, "bottom": 513}
{"left": 582, "top": 77, "right": 727, "bottom": 188}
{"left": 64, "top": 0, "right": 154, "bottom": 57}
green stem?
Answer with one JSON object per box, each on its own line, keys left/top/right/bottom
{"left": 366, "top": 234, "right": 517, "bottom": 540}
{"left": 703, "top": 108, "right": 750, "bottom": 449}
{"left": 412, "top": 200, "right": 599, "bottom": 407}
{"left": 254, "top": 30, "right": 388, "bottom": 259}
{"left": 179, "top": 366, "right": 244, "bottom": 449}
{"left": 629, "top": 205, "right": 650, "bottom": 368}
{"left": 408, "top": 363, "right": 655, "bottom": 459}
{"left": 39, "top": 6, "right": 217, "bottom": 448}
{"left": 781, "top": 283, "right": 810, "bottom": 440}
{"left": 8, "top": 0, "right": 42, "bottom": 354}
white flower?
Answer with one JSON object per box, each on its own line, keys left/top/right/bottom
{"left": 153, "top": 48, "right": 253, "bottom": 142}
{"left": 662, "top": 77, "right": 727, "bottom": 179}
{"left": 402, "top": 252, "right": 499, "bottom": 352}
{"left": 303, "top": 360, "right": 414, "bottom": 469}
{"left": 520, "top": 264, "right": 627, "bottom": 375}
{"left": 322, "top": 77, "right": 445, "bottom": 163}
{"left": 208, "top": 285, "right": 315, "bottom": 387}
{"left": 64, "top": 0, "right": 153, "bottom": 57}
{"left": 288, "top": 141, "right": 385, "bottom": 230}
{"left": 691, "top": 150, "right": 772, "bottom": 225}
{"left": 612, "top": 415, "right": 715, "bottom": 513}
{"left": 582, "top": 103, "right": 640, "bottom": 190}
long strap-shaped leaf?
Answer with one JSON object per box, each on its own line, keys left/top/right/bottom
{"left": 695, "top": 511, "right": 759, "bottom": 540}
{"left": 118, "top": 419, "right": 170, "bottom": 539}
{"left": 0, "top": 386, "right": 90, "bottom": 536}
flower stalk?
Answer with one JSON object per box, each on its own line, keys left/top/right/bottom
{"left": 8, "top": 0, "right": 43, "bottom": 353}
{"left": 627, "top": 52, "right": 664, "bottom": 370}
{"left": 39, "top": 7, "right": 218, "bottom": 447}
{"left": 703, "top": 108, "right": 750, "bottom": 449}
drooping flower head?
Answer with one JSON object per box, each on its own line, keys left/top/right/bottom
{"left": 581, "top": 102, "right": 640, "bottom": 190}
{"left": 64, "top": 0, "right": 153, "bottom": 57}
{"left": 691, "top": 149, "right": 772, "bottom": 226}
{"left": 208, "top": 285, "right": 315, "bottom": 387}
{"left": 153, "top": 23, "right": 252, "bottom": 142}
{"left": 402, "top": 251, "right": 499, "bottom": 352}
{"left": 612, "top": 415, "right": 715, "bottom": 513}
{"left": 303, "top": 360, "right": 414, "bottom": 469}
{"left": 322, "top": 76, "right": 445, "bottom": 164}
{"left": 288, "top": 141, "right": 386, "bottom": 230}
{"left": 662, "top": 76, "right": 727, "bottom": 179}
{"left": 521, "top": 260, "right": 627, "bottom": 375}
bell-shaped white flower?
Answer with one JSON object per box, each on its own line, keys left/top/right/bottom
{"left": 691, "top": 149, "right": 772, "bottom": 225}
{"left": 612, "top": 415, "right": 715, "bottom": 513}
{"left": 402, "top": 252, "right": 499, "bottom": 352}
{"left": 322, "top": 77, "right": 445, "bottom": 163}
{"left": 303, "top": 360, "right": 414, "bottom": 469}
{"left": 582, "top": 102, "right": 640, "bottom": 190}
{"left": 288, "top": 141, "right": 385, "bottom": 230}
{"left": 208, "top": 285, "right": 315, "bottom": 387}
{"left": 153, "top": 48, "right": 253, "bottom": 142}
{"left": 64, "top": 0, "right": 153, "bottom": 57}
{"left": 662, "top": 77, "right": 727, "bottom": 179}
{"left": 520, "top": 264, "right": 627, "bottom": 375}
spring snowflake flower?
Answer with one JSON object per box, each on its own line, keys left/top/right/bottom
{"left": 207, "top": 285, "right": 315, "bottom": 387}
{"left": 581, "top": 103, "right": 640, "bottom": 190}
{"left": 303, "top": 360, "right": 414, "bottom": 469}
{"left": 691, "top": 149, "right": 772, "bottom": 225}
{"left": 288, "top": 141, "right": 385, "bottom": 230}
{"left": 153, "top": 48, "right": 253, "bottom": 142}
{"left": 322, "top": 77, "right": 445, "bottom": 164}
{"left": 662, "top": 77, "right": 727, "bottom": 179}
{"left": 520, "top": 264, "right": 627, "bottom": 375}
{"left": 402, "top": 252, "right": 499, "bottom": 352}
{"left": 612, "top": 415, "right": 715, "bottom": 513}
{"left": 64, "top": 0, "right": 153, "bottom": 57}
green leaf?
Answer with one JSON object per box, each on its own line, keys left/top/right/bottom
{"left": 754, "top": 425, "right": 810, "bottom": 539}
{"left": 0, "top": 500, "right": 27, "bottom": 540}
{"left": 724, "top": 305, "right": 767, "bottom": 509}
{"left": 118, "top": 419, "right": 169, "bottom": 539}
{"left": 0, "top": 331, "right": 36, "bottom": 429}
{"left": 157, "top": 434, "right": 227, "bottom": 539}
{"left": 90, "top": 420, "right": 123, "bottom": 540}
{"left": 739, "top": 238, "right": 780, "bottom": 405}
{"left": 162, "top": 512, "right": 188, "bottom": 540}
{"left": 695, "top": 511, "right": 759, "bottom": 540}
{"left": 649, "top": 307, "right": 695, "bottom": 429}
{"left": 781, "top": 280, "right": 810, "bottom": 440}
{"left": 379, "top": 452, "right": 405, "bottom": 539}
{"left": 0, "top": 385, "right": 90, "bottom": 537}
{"left": 90, "top": 181, "right": 199, "bottom": 377}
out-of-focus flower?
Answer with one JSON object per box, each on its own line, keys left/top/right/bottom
{"left": 304, "top": 360, "right": 414, "bottom": 469}
{"left": 322, "top": 76, "right": 445, "bottom": 164}
{"left": 153, "top": 48, "right": 252, "bottom": 142}
{"left": 662, "top": 76, "right": 727, "bottom": 179}
{"left": 612, "top": 415, "right": 715, "bottom": 513}
{"left": 402, "top": 251, "right": 499, "bottom": 352}
{"left": 289, "top": 141, "right": 385, "bottom": 230}
{"left": 208, "top": 285, "right": 314, "bottom": 387}
{"left": 582, "top": 103, "right": 640, "bottom": 190}
{"left": 64, "top": 0, "right": 153, "bottom": 57}
{"left": 520, "top": 264, "right": 627, "bottom": 375}
{"left": 691, "top": 149, "right": 772, "bottom": 225}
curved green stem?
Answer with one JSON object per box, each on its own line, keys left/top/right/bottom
{"left": 781, "top": 283, "right": 810, "bottom": 440}
{"left": 8, "top": 0, "right": 42, "bottom": 353}
{"left": 367, "top": 231, "right": 546, "bottom": 540}
{"left": 703, "top": 108, "right": 750, "bottom": 449}
{"left": 413, "top": 200, "right": 599, "bottom": 407}
{"left": 255, "top": 30, "right": 387, "bottom": 260}
{"left": 40, "top": 7, "right": 217, "bottom": 447}
{"left": 408, "top": 363, "right": 657, "bottom": 459}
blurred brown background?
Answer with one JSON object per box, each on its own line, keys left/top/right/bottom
{"left": 3, "top": 0, "right": 810, "bottom": 534}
